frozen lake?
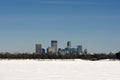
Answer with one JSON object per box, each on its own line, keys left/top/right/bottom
{"left": 0, "top": 59, "right": 120, "bottom": 80}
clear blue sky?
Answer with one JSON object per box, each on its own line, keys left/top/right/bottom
{"left": 0, "top": 0, "right": 120, "bottom": 53}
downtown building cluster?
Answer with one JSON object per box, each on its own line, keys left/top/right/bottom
{"left": 35, "top": 40, "right": 87, "bottom": 55}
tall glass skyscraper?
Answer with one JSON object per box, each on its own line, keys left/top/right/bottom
{"left": 67, "top": 41, "right": 71, "bottom": 48}
{"left": 35, "top": 44, "right": 42, "bottom": 53}
{"left": 77, "top": 45, "right": 83, "bottom": 54}
{"left": 51, "top": 40, "right": 57, "bottom": 53}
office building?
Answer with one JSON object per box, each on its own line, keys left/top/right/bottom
{"left": 35, "top": 44, "right": 42, "bottom": 53}
{"left": 65, "top": 48, "right": 71, "bottom": 54}
{"left": 51, "top": 40, "right": 57, "bottom": 53}
{"left": 42, "top": 48, "right": 45, "bottom": 54}
{"left": 84, "top": 49, "right": 88, "bottom": 54}
{"left": 67, "top": 41, "right": 71, "bottom": 48}
{"left": 47, "top": 47, "right": 55, "bottom": 54}
{"left": 58, "top": 48, "right": 62, "bottom": 53}
{"left": 77, "top": 45, "right": 83, "bottom": 54}
{"left": 71, "top": 48, "right": 77, "bottom": 54}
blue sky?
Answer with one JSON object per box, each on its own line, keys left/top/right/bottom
{"left": 0, "top": 0, "right": 120, "bottom": 53}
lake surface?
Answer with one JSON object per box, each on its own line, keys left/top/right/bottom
{"left": 0, "top": 59, "right": 119, "bottom": 80}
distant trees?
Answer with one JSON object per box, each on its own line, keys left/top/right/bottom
{"left": 115, "top": 51, "right": 120, "bottom": 59}
{"left": 0, "top": 52, "right": 117, "bottom": 60}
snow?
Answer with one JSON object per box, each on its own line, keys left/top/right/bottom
{"left": 0, "top": 59, "right": 120, "bottom": 80}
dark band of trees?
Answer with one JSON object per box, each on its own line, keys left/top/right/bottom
{"left": 0, "top": 52, "right": 119, "bottom": 61}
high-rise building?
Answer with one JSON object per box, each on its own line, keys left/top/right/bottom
{"left": 77, "top": 45, "right": 83, "bottom": 54}
{"left": 35, "top": 44, "right": 42, "bottom": 53}
{"left": 65, "top": 41, "right": 71, "bottom": 54}
{"left": 67, "top": 41, "right": 71, "bottom": 48}
{"left": 47, "top": 47, "right": 55, "bottom": 54}
{"left": 84, "top": 49, "right": 88, "bottom": 54}
{"left": 42, "top": 48, "right": 45, "bottom": 54}
{"left": 58, "top": 48, "right": 62, "bottom": 53}
{"left": 65, "top": 48, "right": 71, "bottom": 54}
{"left": 51, "top": 40, "right": 57, "bottom": 53}
{"left": 71, "top": 48, "right": 77, "bottom": 54}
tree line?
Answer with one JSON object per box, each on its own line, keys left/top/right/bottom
{"left": 0, "top": 52, "right": 119, "bottom": 61}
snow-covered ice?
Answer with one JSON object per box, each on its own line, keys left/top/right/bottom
{"left": 0, "top": 59, "right": 120, "bottom": 80}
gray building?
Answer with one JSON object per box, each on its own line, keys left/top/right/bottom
{"left": 67, "top": 41, "right": 71, "bottom": 48}
{"left": 47, "top": 47, "right": 55, "bottom": 53}
{"left": 51, "top": 40, "right": 57, "bottom": 53}
{"left": 77, "top": 45, "right": 83, "bottom": 54}
{"left": 35, "top": 44, "right": 42, "bottom": 53}
{"left": 84, "top": 49, "right": 88, "bottom": 54}
{"left": 71, "top": 48, "right": 77, "bottom": 54}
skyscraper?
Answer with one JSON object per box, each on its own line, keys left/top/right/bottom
{"left": 47, "top": 47, "right": 55, "bottom": 54}
{"left": 51, "top": 40, "right": 57, "bottom": 53}
{"left": 84, "top": 49, "right": 88, "bottom": 54}
{"left": 65, "top": 41, "right": 71, "bottom": 54}
{"left": 67, "top": 41, "right": 71, "bottom": 48}
{"left": 35, "top": 44, "right": 42, "bottom": 53}
{"left": 77, "top": 45, "right": 83, "bottom": 54}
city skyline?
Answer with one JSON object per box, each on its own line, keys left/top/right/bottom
{"left": 35, "top": 40, "right": 83, "bottom": 54}
{"left": 0, "top": 0, "right": 120, "bottom": 53}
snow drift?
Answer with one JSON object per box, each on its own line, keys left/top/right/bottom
{"left": 0, "top": 59, "right": 120, "bottom": 80}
